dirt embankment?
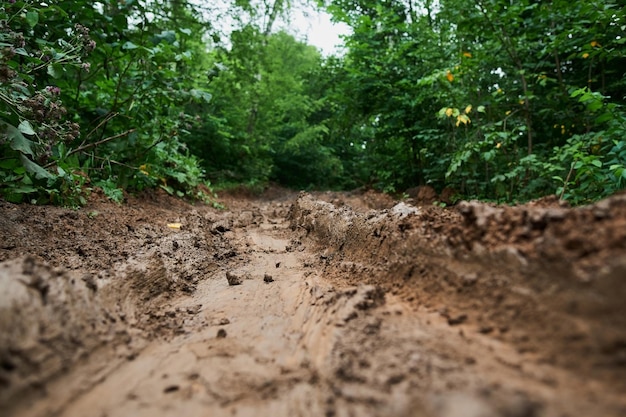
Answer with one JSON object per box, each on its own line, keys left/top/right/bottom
{"left": 289, "top": 192, "right": 626, "bottom": 388}
{"left": 1, "top": 188, "right": 625, "bottom": 417}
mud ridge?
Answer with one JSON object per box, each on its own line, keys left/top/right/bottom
{"left": 289, "top": 192, "right": 626, "bottom": 395}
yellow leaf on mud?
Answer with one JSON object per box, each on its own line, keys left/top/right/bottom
{"left": 167, "top": 223, "right": 182, "bottom": 229}
{"left": 446, "top": 71, "right": 454, "bottom": 82}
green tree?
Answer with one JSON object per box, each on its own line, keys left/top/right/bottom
{"left": 188, "top": 24, "right": 342, "bottom": 189}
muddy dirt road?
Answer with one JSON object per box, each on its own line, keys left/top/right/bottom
{"left": 1, "top": 188, "right": 625, "bottom": 417}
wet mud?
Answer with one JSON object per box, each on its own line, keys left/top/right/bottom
{"left": 1, "top": 188, "right": 625, "bottom": 416}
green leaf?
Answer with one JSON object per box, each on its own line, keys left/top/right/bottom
{"left": 18, "top": 120, "right": 36, "bottom": 136}
{"left": 47, "top": 63, "right": 63, "bottom": 78}
{"left": 14, "top": 48, "right": 29, "bottom": 57}
{"left": 180, "top": 28, "right": 192, "bottom": 36}
{"left": 595, "top": 113, "right": 612, "bottom": 124}
{"left": 20, "top": 155, "right": 54, "bottom": 179}
{"left": 591, "top": 159, "right": 602, "bottom": 168}
{"left": 5, "top": 123, "right": 35, "bottom": 156}
{"left": 587, "top": 100, "right": 603, "bottom": 112}
{"left": 25, "top": 11, "right": 39, "bottom": 28}
{"left": 10, "top": 185, "right": 39, "bottom": 194}
{"left": 122, "top": 41, "right": 139, "bottom": 50}
{"left": 190, "top": 89, "right": 212, "bottom": 103}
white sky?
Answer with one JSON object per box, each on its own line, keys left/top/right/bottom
{"left": 282, "top": 8, "right": 351, "bottom": 56}
{"left": 204, "top": 1, "right": 351, "bottom": 56}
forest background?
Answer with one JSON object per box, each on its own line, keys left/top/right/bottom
{"left": 1, "top": 0, "right": 625, "bottom": 206}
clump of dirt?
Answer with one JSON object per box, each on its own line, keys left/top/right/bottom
{"left": 0, "top": 256, "right": 124, "bottom": 407}
{"left": 452, "top": 194, "right": 626, "bottom": 275}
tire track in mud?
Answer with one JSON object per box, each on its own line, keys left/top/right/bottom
{"left": 2, "top": 192, "right": 626, "bottom": 417}
{"left": 10, "top": 203, "right": 395, "bottom": 417}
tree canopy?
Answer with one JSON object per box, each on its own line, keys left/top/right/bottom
{"left": 1, "top": 0, "right": 625, "bottom": 205}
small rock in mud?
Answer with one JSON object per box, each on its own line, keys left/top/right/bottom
{"left": 478, "top": 326, "right": 494, "bottom": 334}
{"left": 186, "top": 304, "right": 202, "bottom": 315}
{"left": 391, "top": 202, "right": 420, "bottom": 219}
{"left": 236, "top": 210, "right": 255, "bottom": 227}
{"left": 447, "top": 314, "right": 468, "bottom": 326}
{"left": 82, "top": 274, "right": 98, "bottom": 292}
{"left": 163, "top": 385, "right": 180, "bottom": 393}
{"left": 216, "top": 328, "right": 227, "bottom": 338}
{"left": 218, "top": 318, "right": 230, "bottom": 325}
{"left": 462, "top": 273, "right": 478, "bottom": 286}
{"left": 263, "top": 273, "right": 274, "bottom": 283}
{"left": 211, "top": 220, "right": 231, "bottom": 234}
{"left": 226, "top": 271, "right": 243, "bottom": 286}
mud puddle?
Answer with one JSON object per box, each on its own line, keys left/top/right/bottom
{"left": 1, "top": 188, "right": 626, "bottom": 416}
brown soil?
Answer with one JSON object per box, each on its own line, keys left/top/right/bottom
{"left": 1, "top": 187, "right": 625, "bottom": 417}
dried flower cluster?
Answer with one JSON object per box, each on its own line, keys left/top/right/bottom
{"left": 1, "top": 12, "right": 96, "bottom": 164}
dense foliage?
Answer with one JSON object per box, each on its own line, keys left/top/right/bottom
{"left": 2, "top": 0, "right": 625, "bottom": 205}
{"left": 322, "top": 0, "right": 626, "bottom": 202}
{"left": 1, "top": 0, "right": 213, "bottom": 205}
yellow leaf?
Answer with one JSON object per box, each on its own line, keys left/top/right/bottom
{"left": 505, "top": 110, "right": 512, "bottom": 115}
{"left": 446, "top": 71, "right": 454, "bottom": 82}
{"left": 456, "top": 114, "right": 470, "bottom": 127}
{"left": 496, "top": 142, "right": 502, "bottom": 149}
{"left": 139, "top": 164, "right": 150, "bottom": 176}
{"left": 463, "top": 51, "right": 472, "bottom": 58}
{"left": 167, "top": 223, "right": 182, "bottom": 229}
{"left": 465, "top": 105, "right": 472, "bottom": 114}
{"left": 590, "top": 40, "right": 600, "bottom": 48}
{"left": 445, "top": 107, "right": 453, "bottom": 117}
{"left": 582, "top": 52, "right": 589, "bottom": 59}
